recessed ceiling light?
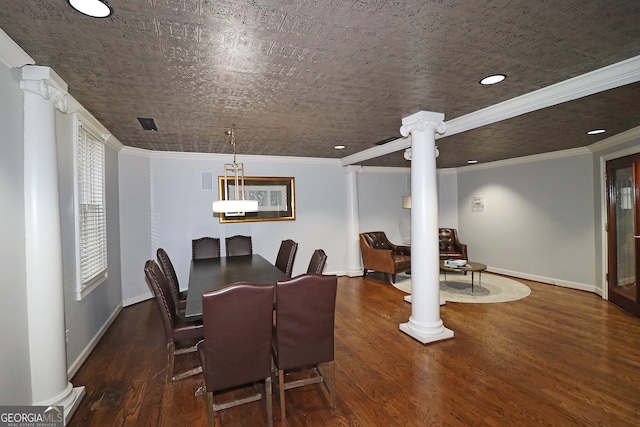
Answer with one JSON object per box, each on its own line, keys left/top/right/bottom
{"left": 480, "top": 74, "right": 506, "bottom": 85}
{"left": 334, "top": 145, "right": 346, "bottom": 150}
{"left": 67, "top": 0, "right": 113, "bottom": 18}
{"left": 467, "top": 160, "right": 478, "bottom": 164}
{"left": 586, "top": 129, "right": 606, "bottom": 135}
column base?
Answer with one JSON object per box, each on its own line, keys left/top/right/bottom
{"left": 345, "top": 267, "right": 364, "bottom": 277}
{"left": 63, "top": 386, "right": 85, "bottom": 425}
{"left": 37, "top": 383, "right": 85, "bottom": 426}
{"left": 403, "top": 294, "right": 446, "bottom": 306}
{"left": 399, "top": 322, "right": 454, "bottom": 344}
{"left": 399, "top": 316, "right": 454, "bottom": 344}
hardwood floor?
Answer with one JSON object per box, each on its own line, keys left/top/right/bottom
{"left": 68, "top": 274, "right": 640, "bottom": 426}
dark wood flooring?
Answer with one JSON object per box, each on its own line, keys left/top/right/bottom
{"left": 68, "top": 274, "right": 640, "bottom": 426}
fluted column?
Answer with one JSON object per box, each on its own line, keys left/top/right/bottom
{"left": 344, "top": 165, "right": 364, "bottom": 276}
{"left": 21, "top": 65, "right": 85, "bottom": 423}
{"left": 399, "top": 111, "right": 454, "bottom": 344}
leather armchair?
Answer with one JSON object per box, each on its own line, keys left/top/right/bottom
{"left": 359, "top": 231, "right": 411, "bottom": 283}
{"left": 439, "top": 228, "right": 468, "bottom": 260}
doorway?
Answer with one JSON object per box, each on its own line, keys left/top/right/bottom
{"left": 606, "top": 153, "right": 640, "bottom": 317}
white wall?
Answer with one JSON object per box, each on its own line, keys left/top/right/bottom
{"left": 0, "top": 62, "right": 32, "bottom": 404}
{"left": 457, "top": 150, "right": 597, "bottom": 291}
{"left": 119, "top": 151, "right": 351, "bottom": 304}
{"left": 357, "top": 168, "right": 411, "bottom": 244}
{"left": 437, "top": 169, "right": 458, "bottom": 228}
{"left": 119, "top": 150, "right": 152, "bottom": 305}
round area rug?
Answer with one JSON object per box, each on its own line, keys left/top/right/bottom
{"left": 392, "top": 272, "right": 531, "bottom": 303}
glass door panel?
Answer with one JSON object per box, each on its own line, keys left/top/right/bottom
{"left": 607, "top": 154, "right": 640, "bottom": 317}
{"left": 613, "top": 167, "right": 636, "bottom": 301}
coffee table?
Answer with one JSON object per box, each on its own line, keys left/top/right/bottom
{"left": 439, "top": 260, "right": 487, "bottom": 293}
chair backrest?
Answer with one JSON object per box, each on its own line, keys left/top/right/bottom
{"left": 274, "top": 274, "right": 338, "bottom": 371}
{"left": 144, "top": 259, "right": 178, "bottom": 342}
{"left": 225, "top": 235, "right": 253, "bottom": 257}
{"left": 439, "top": 228, "right": 458, "bottom": 251}
{"left": 156, "top": 248, "right": 182, "bottom": 316}
{"left": 200, "top": 282, "right": 274, "bottom": 392}
{"left": 275, "top": 239, "right": 298, "bottom": 276}
{"left": 192, "top": 237, "right": 221, "bottom": 260}
{"left": 361, "top": 231, "right": 392, "bottom": 250}
{"left": 306, "top": 249, "right": 327, "bottom": 274}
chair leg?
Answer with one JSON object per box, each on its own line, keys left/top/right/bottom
{"left": 167, "top": 343, "right": 175, "bottom": 382}
{"left": 168, "top": 342, "right": 202, "bottom": 381}
{"left": 265, "top": 376, "right": 273, "bottom": 427}
{"left": 205, "top": 390, "right": 214, "bottom": 427}
{"left": 318, "top": 361, "right": 336, "bottom": 409}
{"left": 278, "top": 368, "right": 286, "bottom": 421}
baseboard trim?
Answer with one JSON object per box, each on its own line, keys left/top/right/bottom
{"left": 488, "top": 267, "right": 599, "bottom": 295}
{"left": 123, "top": 292, "right": 153, "bottom": 307}
{"left": 67, "top": 302, "right": 122, "bottom": 379}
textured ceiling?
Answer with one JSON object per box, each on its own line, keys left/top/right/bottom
{"left": 1, "top": 0, "right": 639, "bottom": 168}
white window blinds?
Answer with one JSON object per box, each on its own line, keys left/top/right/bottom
{"left": 77, "top": 124, "right": 107, "bottom": 289}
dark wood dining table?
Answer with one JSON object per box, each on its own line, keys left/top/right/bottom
{"left": 185, "top": 254, "right": 288, "bottom": 320}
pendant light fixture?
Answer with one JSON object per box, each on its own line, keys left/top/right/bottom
{"left": 212, "top": 125, "right": 259, "bottom": 216}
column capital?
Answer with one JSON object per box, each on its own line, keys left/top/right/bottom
{"left": 344, "top": 165, "right": 364, "bottom": 174}
{"left": 20, "top": 65, "right": 69, "bottom": 113}
{"left": 400, "top": 111, "right": 446, "bottom": 137}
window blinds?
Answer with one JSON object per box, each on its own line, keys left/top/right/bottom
{"left": 78, "top": 124, "right": 107, "bottom": 287}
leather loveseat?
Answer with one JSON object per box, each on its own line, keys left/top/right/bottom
{"left": 359, "top": 231, "right": 411, "bottom": 283}
{"left": 439, "top": 228, "right": 468, "bottom": 261}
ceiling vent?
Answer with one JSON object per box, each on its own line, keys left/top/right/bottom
{"left": 137, "top": 117, "right": 158, "bottom": 131}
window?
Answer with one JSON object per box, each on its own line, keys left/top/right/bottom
{"left": 76, "top": 118, "right": 107, "bottom": 299}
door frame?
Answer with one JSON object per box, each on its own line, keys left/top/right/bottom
{"left": 599, "top": 136, "right": 640, "bottom": 302}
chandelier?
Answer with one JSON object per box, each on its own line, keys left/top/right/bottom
{"left": 211, "top": 125, "right": 259, "bottom": 215}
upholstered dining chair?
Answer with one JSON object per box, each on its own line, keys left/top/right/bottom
{"left": 156, "top": 248, "right": 187, "bottom": 314}
{"left": 272, "top": 274, "right": 338, "bottom": 420}
{"left": 192, "top": 237, "right": 221, "bottom": 260}
{"left": 143, "top": 260, "right": 203, "bottom": 382}
{"left": 274, "top": 239, "right": 298, "bottom": 277}
{"left": 197, "top": 282, "right": 275, "bottom": 427}
{"left": 306, "top": 249, "right": 327, "bottom": 274}
{"left": 225, "top": 235, "right": 253, "bottom": 257}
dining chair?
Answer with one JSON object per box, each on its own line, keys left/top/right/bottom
{"left": 197, "top": 282, "right": 275, "bottom": 427}
{"left": 274, "top": 239, "right": 298, "bottom": 277}
{"left": 192, "top": 237, "right": 221, "bottom": 260}
{"left": 156, "top": 248, "right": 187, "bottom": 314}
{"left": 306, "top": 249, "right": 327, "bottom": 274}
{"left": 272, "top": 274, "right": 338, "bottom": 420}
{"left": 143, "top": 260, "right": 203, "bottom": 381}
{"left": 225, "top": 235, "right": 252, "bottom": 256}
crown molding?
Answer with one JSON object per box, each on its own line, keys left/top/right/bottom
{"left": 121, "top": 146, "right": 342, "bottom": 165}
{"left": 456, "top": 147, "right": 591, "bottom": 173}
{"left": 0, "top": 28, "right": 34, "bottom": 68}
{"left": 588, "top": 125, "right": 640, "bottom": 154}
{"left": 444, "top": 55, "right": 640, "bottom": 140}
{"left": 361, "top": 166, "right": 410, "bottom": 174}
{"left": 341, "top": 55, "right": 640, "bottom": 165}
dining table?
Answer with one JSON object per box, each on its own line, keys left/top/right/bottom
{"left": 184, "top": 254, "right": 288, "bottom": 320}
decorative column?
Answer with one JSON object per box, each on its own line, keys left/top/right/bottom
{"left": 399, "top": 111, "right": 454, "bottom": 344}
{"left": 344, "top": 165, "right": 364, "bottom": 276}
{"left": 21, "top": 65, "right": 85, "bottom": 422}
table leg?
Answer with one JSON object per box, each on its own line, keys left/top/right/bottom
{"left": 471, "top": 271, "right": 474, "bottom": 294}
